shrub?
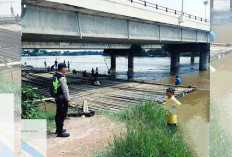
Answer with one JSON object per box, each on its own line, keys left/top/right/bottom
{"left": 21, "top": 85, "right": 44, "bottom": 119}
{"left": 104, "top": 101, "right": 192, "bottom": 157}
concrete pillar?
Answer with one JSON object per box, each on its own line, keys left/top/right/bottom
{"left": 199, "top": 51, "right": 209, "bottom": 71}
{"left": 178, "top": 52, "right": 180, "bottom": 63}
{"left": 128, "top": 53, "right": 134, "bottom": 72}
{"left": 191, "top": 52, "right": 195, "bottom": 63}
{"left": 171, "top": 52, "right": 179, "bottom": 70}
{"left": 110, "top": 54, "right": 116, "bottom": 71}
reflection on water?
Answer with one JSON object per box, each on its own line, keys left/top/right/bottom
{"left": 23, "top": 55, "right": 209, "bottom": 156}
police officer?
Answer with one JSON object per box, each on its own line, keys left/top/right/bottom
{"left": 53, "top": 63, "right": 72, "bottom": 137}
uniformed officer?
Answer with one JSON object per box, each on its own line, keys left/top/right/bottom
{"left": 53, "top": 63, "right": 72, "bottom": 137}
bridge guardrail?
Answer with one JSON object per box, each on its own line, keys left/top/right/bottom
{"left": 126, "top": 0, "right": 210, "bottom": 23}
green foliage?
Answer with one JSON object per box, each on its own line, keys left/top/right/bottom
{"left": 21, "top": 85, "right": 44, "bottom": 119}
{"left": 103, "top": 101, "right": 192, "bottom": 157}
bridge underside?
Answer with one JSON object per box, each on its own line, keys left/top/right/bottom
{"left": 22, "top": 5, "right": 210, "bottom": 48}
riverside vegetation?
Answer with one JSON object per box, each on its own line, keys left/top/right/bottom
{"left": 96, "top": 101, "right": 192, "bottom": 157}
{"left": 21, "top": 85, "right": 55, "bottom": 131}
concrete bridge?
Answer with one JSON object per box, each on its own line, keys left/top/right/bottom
{"left": 22, "top": 0, "right": 210, "bottom": 71}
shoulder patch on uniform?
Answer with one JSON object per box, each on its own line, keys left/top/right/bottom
{"left": 62, "top": 77, "right": 67, "bottom": 82}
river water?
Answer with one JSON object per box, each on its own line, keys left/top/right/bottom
{"left": 211, "top": 0, "right": 232, "bottom": 43}
{"left": 211, "top": 0, "right": 232, "bottom": 153}
{"left": 22, "top": 55, "right": 209, "bottom": 156}
{"left": 22, "top": 55, "right": 202, "bottom": 82}
{"left": 211, "top": 52, "right": 232, "bottom": 152}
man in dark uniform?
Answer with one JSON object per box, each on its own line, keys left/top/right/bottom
{"left": 55, "top": 59, "right": 58, "bottom": 67}
{"left": 68, "top": 61, "right": 70, "bottom": 71}
{"left": 53, "top": 63, "right": 72, "bottom": 137}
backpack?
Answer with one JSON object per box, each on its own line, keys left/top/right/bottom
{"left": 50, "top": 75, "right": 59, "bottom": 98}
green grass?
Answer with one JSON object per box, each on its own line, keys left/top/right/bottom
{"left": 28, "top": 111, "right": 56, "bottom": 132}
{"left": 210, "top": 119, "right": 232, "bottom": 157}
{"left": 98, "top": 101, "right": 192, "bottom": 157}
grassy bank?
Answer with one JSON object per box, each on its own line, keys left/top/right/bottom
{"left": 97, "top": 101, "right": 192, "bottom": 157}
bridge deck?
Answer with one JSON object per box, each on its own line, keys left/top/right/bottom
{"left": 22, "top": 71, "right": 196, "bottom": 112}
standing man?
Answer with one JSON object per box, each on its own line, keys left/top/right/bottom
{"left": 68, "top": 61, "right": 70, "bottom": 71}
{"left": 44, "top": 61, "right": 47, "bottom": 68}
{"left": 52, "top": 63, "right": 72, "bottom": 137}
{"left": 91, "top": 68, "right": 94, "bottom": 77}
{"left": 96, "top": 67, "right": 99, "bottom": 78}
{"left": 175, "top": 75, "right": 182, "bottom": 86}
{"left": 55, "top": 59, "right": 58, "bottom": 68}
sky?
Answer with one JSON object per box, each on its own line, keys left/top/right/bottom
{"left": 0, "top": 0, "right": 210, "bottom": 19}
{"left": 0, "top": 0, "right": 21, "bottom": 16}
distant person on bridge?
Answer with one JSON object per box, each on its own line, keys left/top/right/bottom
{"left": 165, "top": 87, "right": 181, "bottom": 126}
{"left": 175, "top": 76, "right": 181, "bottom": 86}
{"left": 64, "top": 60, "right": 66, "bottom": 64}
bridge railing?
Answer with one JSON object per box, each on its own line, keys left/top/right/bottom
{"left": 126, "top": 0, "right": 210, "bottom": 23}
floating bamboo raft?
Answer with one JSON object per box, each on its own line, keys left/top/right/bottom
{"left": 22, "top": 71, "right": 196, "bottom": 112}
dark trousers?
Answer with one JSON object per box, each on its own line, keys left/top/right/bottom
{"left": 55, "top": 98, "right": 68, "bottom": 134}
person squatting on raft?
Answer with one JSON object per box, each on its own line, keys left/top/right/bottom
{"left": 175, "top": 75, "right": 181, "bottom": 86}
{"left": 165, "top": 87, "right": 181, "bottom": 126}
{"left": 52, "top": 63, "right": 72, "bottom": 137}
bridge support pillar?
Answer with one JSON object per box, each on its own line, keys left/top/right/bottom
{"left": 128, "top": 53, "right": 134, "bottom": 72}
{"left": 111, "top": 54, "right": 116, "bottom": 72}
{"left": 191, "top": 52, "right": 195, "bottom": 63}
{"left": 171, "top": 52, "right": 179, "bottom": 70}
{"left": 199, "top": 51, "right": 209, "bottom": 71}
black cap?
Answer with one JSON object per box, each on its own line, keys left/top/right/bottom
{"left": 166, "top": 87, "right": 175, "bottom": 93}
{"left": 58, "top": 63, "right": 67, "bottom": 70}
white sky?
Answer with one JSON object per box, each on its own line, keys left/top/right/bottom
{"left": 0, "top": 0, "right": 210, "bottom": 19}
{"left": 0, "top": 0, "right": 21, "bottom": 16}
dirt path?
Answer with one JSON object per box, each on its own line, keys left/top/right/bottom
{"left": 47, "top": 115, "right": 124, "bottom": 157}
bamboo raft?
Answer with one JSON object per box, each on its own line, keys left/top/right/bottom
{"left": 22, "top": 71, "right": 197, "bottom": 112}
